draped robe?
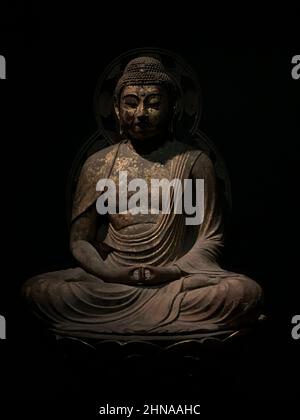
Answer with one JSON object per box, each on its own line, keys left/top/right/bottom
{"left": 23, "top": 139, "right": 263, "bottom": 338}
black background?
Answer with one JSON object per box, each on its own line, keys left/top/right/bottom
{"left": 0, "top": 2, "right": 299, "bottom": 417}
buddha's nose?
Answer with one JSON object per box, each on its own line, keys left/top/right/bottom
{"left": 136, "top": 104, "right": 148, "bottom": 120}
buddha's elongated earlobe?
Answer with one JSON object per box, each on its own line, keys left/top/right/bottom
{"left": 114, "top": 101, "right": 123, "bottom": 137}
{"left": 114, "top": 101, "right": 120, "bottom": 121}
{"left": 169, "top": 104, "right": 177, "bottom": 134}
{"left": 169, "top": 117, "right": 174, "bottom": 134}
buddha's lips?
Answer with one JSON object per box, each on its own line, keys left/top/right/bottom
{"left": 134, "top": 121, "right": 150, "bottom": 130}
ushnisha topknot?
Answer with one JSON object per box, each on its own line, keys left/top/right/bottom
{"left": 114, "top": 56, "right": 176, "bottom": 100}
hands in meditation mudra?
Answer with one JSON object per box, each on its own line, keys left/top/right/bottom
{"left": 23, "top": 56, "right": 263, "bottom": 338}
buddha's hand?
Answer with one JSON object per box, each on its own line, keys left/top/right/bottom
{"left": 135, "top": 265, "right": 182, "bottom": 285}
{"left": 103, "top": 266, "right": 146, "bottom": 286}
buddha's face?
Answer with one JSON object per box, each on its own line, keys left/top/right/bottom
{"left": 116, "top": 85, "right": 171, "bottom": 140}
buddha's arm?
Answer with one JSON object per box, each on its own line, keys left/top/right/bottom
{"left": 70, "top": 207, "right": 111, "bottom": 279}
{"left": 173, "top": 153, "right": 224, "bottom": 274}
{"left": 70, "top": 207, "right": 141, "bottom": 285}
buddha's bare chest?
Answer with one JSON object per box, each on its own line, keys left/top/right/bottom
{"left": 111, "top": 153, "right": 171, "bottom": 183}
{"left": 106, "top": 155, "right": 173, "bottom": 230}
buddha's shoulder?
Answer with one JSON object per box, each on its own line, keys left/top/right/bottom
{"left": 83, "top": 143, "right": 119, "bottom": 167}
{"left": 80, "top": 143, "right": 119, "bottom": 179}
{"left": 169, "top": 139, "right": 204, "bottom": 160}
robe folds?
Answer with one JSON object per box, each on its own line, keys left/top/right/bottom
{"left": 23, "top": 139, "right": 263, "bottom": 338}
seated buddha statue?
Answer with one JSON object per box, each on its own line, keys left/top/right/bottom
{"left": 22, "top": 56, "right": 263, "bottom": 338}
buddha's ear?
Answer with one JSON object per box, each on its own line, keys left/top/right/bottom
{"left": 114, "top": 101, "right": 120, "bottom": 121}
